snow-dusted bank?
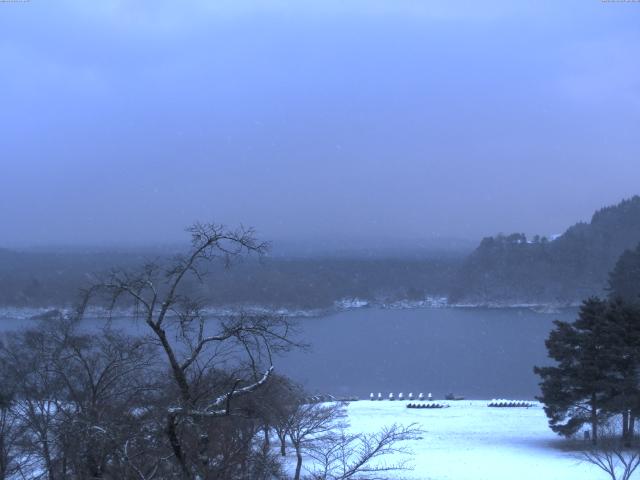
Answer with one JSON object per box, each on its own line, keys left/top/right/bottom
{"left": 322, "top": 401, "right": 597, "bottom": 480}
{"left": 0, "top": 296, "right": 578, "bottom": 326}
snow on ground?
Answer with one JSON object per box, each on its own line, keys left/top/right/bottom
{"left": 342, "top": 400, "right": 599, "bottom": 480}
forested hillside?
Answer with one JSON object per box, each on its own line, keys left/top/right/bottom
{"left": 449, "top": 196, "right": 640, "bottom": 305}
{"left": 4, "top": 196, "right": 639, "bottom": 311}
{"left": 0, "top": 249, "right": 460, "bottom": 310}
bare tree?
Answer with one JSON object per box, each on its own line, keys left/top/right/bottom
{"left": 2, "top": 325, "right": 65, "bottom": 480}
{"left": 581, "top": 423, "right": 640, "bottom": 480}
{"left": 49, "top": 321, "right": 162, "bottom": 479}
{"left": 284, "top": 400, "right": 423, "bottom": 480}
{"left": 0, "top": 316, "right": 165, "bottom": 480}
{"left": 286, "top": 402, "right": 348, "bottom": 480}
{"left": 251, "top": 374, "right": 305, "bottom": 458}
{"left": 0, "top": 381, "right": 22, "bottom": 480}
{"left": 82, "top": 223, "right": 300, "bottom": 479}
{"left": 308, "top": 423, "right": 423, "bottom": 480}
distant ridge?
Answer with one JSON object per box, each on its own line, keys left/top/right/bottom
{"left": 0, "top": 248, "right": 461, "bottom": 310}
{"left": 449, "top": 196, "right": 640, "bottom": 305}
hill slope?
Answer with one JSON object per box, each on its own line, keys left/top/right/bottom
{"left": 449, "top": 196, "right": 640, "bottom": 305}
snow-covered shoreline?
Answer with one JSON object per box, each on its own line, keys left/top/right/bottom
{"left": 0, "top": 298, "right": 580, "bottom": 323}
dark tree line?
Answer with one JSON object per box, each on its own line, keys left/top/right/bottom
{"left": 0, "top": 249, "right": 459, "bottom": 311}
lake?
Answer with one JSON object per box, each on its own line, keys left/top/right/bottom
{"left": 277, "top": 307, "right": 576, "bottom": 400}
{"left": 0, "top": 306, "right": 576, "bottom": 400}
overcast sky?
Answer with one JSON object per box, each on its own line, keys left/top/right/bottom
{"left": 1, "top": 0, "right": 639, "bottom": 248}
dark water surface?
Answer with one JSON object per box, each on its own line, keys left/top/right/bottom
{"left": 277, "top": 307, "right": 576, "bottom": 400}
{"left": 1, "top": 307, "right": 576, "bottom": 400}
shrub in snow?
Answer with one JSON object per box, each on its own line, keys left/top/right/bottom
{"left": 418, "top": 393, "right": 424, "bottom": 401}
{"left": 408, "top": 392, "right": 414, "bottom": 400}
{"left": 377, "top": 392, "right": 382, "bottom": 400}
{"left": 398, "top": 393, "right": 404, "bottom": 400}
{"left": 389, "top": 393, "right": 395, "bottom": 400}
{"left": 370, "top": 393, "right": 375, "bottom": 401}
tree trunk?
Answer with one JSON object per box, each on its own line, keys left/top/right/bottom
{"left": 0, "top": 433, "right": 6, "bottom": 480}
{"left": 623, "top": 410, "right": 629, "bottom": 445}
{"left": 43, "top": 435, "right": 55, "bottom": 480}
{"left": 61, "top": 451, "right": 67, "bottom": 479}
{"left": 262, "top": 424, "right": 270, "bottom": 454}
{"left": 198, "top": 430, "right": 209, "bottom": 470}
{"left": 591, "top": 394, "right": 598, "bottom": 445}
{"left": 630, "top": 414, "right": 636, "bottom": 442}
{"left": 150, "top": 324, "right": 192, "bottom": 403}
{"left": 277, "top": 430, "right": 286, "bottom": 456}
{"left": 294, "top": 446, "right": 303, "bottom": 480}
{"left": 166, "top": 413, "right": 192, "bottom": 480}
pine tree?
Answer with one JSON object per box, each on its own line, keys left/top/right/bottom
{"left": 534, "top": 298, "right": 615, "bottom": 444}
{"left": 600, "top": 299, "right": 640, "bottom": 445}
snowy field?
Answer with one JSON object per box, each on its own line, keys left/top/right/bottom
{"left": 332, "top": 401, "right": 600, "bottom": 480}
